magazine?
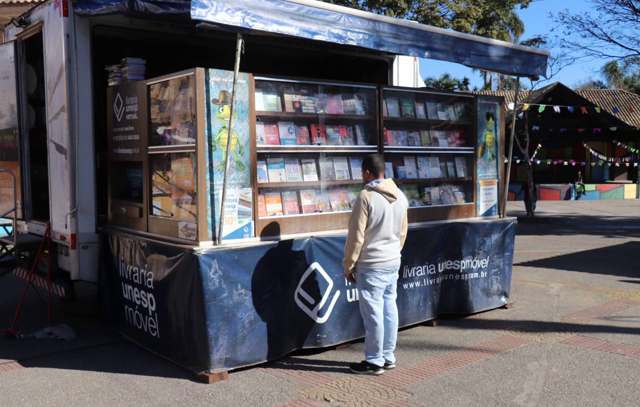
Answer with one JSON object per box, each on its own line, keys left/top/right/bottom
{"left": 278, "top": 121, "right": 297, "bottom": 145}
{"left": 267, "top": 157, "right": 286, "bottom": 182}
{"left": 296, "top": 125, "right": 311, "bottom": 145}
{"left": 300, "top": 189, "right": 318, "bottom": 213}
{"left": 333, "top": 157, "right": 351, "bottom": 180}
{"left": 403, "top": 156, "right": 418, "bottom": 179}
{"left": 257, "top": 194, "right": 267, "bottom": 217}
{"left": 282, "top": 190, "right": 300, "bottom": 215}
{"left": 256, "top": 122, "right": 266, "bottom": 145}
{"left": 264, "top": 192, "right": 283, "bottom": 216}
{"left": 349, "top": 157, "right": 363, "bottom": 180}
{"left": 455, "top": 157, "right": 467, "bottom": 178}
{"left": 415, "top": 101, "right": 426, "bottom": 119}
{"left": 285, "top": 158, "right": 303, "bottom": 182}
{"left": 264, "top": 124, "right": 280, "bottom": 145}
{"left": 400, "top": 98, "right": 415, "bottom": 118}
{"left": 407, "top": 131, "right": 421, "bottom": 146}
{"left": 257, "top": 160, "right": 269, "bottom": 183}
{"left": 416, "top": 156, "right": 429, "bottom": 179}
{"left": 329, "top": 188, "right": 351, "bottom": 211}
{"left": 315, "top": 192, "right": 332, "bottom": 212}
{"left": 301, "top": 159, "right": 319, "bottom": 182}
{"left": 310, "top": 124, "right": 327, "bottom": 145}
{"left": 385, "top": 97, "right": 400, "bottom": 118}
{"left": 326, "top": 94, "right": 345, "bottom": 114}
{"left": 319, "top": 158, "right": 336, "bottom": 181}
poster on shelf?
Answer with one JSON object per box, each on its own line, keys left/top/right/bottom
{"left": 206, "top": 69, "right": 254, "bottom": 240}
{"left": 476, "top": 99, "right": 501, "bottom": 180}
{"left": 478, "top": 179, "right": 498, "bottom": 217}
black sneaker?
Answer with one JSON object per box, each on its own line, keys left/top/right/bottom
{"left": 383, "top": 361, "right": 396, "bottom": 370}
{"left": 349, "top": 361, "right": 384, "bottom": 375}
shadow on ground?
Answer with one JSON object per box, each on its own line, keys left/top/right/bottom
{"left": 513, "top": 214, "right": 640, "bottom": 238}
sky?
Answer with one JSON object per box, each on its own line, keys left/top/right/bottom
{"left": 419, "top": 0, "right": 602, "bottom": 89}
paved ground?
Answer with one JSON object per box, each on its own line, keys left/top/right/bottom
{"left": 1, "top": 200, "right": 640, "bottom": 407}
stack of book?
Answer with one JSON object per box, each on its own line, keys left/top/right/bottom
{"left": 257, "top": 185, "right": 363, "bottom": 218}
{"left": 384, "top": 128, "right": 466, "bottom": 147}
{"left": 257, "top": 156, "right": 364, "bottom": 184}
{"left": 121, "top": 58, "right": 146, "bottom": 81}
{"left": 257, "top": 122, "right": 369, "bottom": 146}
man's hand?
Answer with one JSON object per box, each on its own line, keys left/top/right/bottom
{"left": 346, "top": 272, "right": 356, "bottom": 283}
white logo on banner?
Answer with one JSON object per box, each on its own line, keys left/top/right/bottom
{"left": 294, "top": 262, "right": 340, "bottom": 324}
{"left": 113, "top": 92, "right": 125, "bottom": 122}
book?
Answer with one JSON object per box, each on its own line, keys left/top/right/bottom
{"left": 301, "top": 159, "right": 319, "bottom": 182}
{"left": 403, "top": 156, "right": 418, "bottom": 179}
{"left": 326, "top": 125, "right": 347, "bottom": 145}
{"left": 256, "top": 122, "right": 266, "bottom": 145}
{"left": 347, "top": 186, "right": 360, "bottom": 207}
{"left": 285, "top": 158, "right": 303, "bottom": 182}
{"left": 455, "top": 157, "right": 467, "bottom": 178}
{"left": 349, "top": 157, "right": 363, "bottom": 180}
{"left": 407, "top": 131, "right": 421, "bottom": 146}
{"left": 417, "top": 156, "right": 429, "bottom": 179}
{"left": 257, "top": 194, "right": 267, "bottom": 217}
{"left": 440, "top": 160, "right": 449, "bottom": 178}
{"left": 255, "top": 89, "right": 265, "bottom": 111}
{"left": 267, "top": 157, "right": 286, "bottom": 182}
{"left": 426, "top": 157, "right": 442, "bottom": 178}
{"left": 326, "top": 94, "right": 344, "bottom": 114}
{"left": 258, "top": 86, "right": 282, "bottom": 112}
{"left": 283, "top": 87, "right": 303, "bottom": 113}
{"left": 415, "top": 101, "right": 426, "bottom": 119}
{"left": 446, "top": 160, "right": 456, "bottom": 178}
{"left": 257, "top": 160, "right": 269, "bottom": 183}
{"left": 342, "top": 94, "right": 358, "bottom": 115}
{"left": 278, "top": 121, "right": 297, "bottom": 145}
{"left": 422, "top": 188, "right": 432, "bottom": 206}
{"left": 447, "top": 105, "right": 457, "bottom": 121}
{"left": 353, "top": 93, "right": 367, "bottom": 115}
{"left": 342, "top": 127, "right": 356, "bottom": 145}
{"left": 310, "top": 123, "right": 327, "bottom": 145}
{"left": 383, "top": 129, "right": 394, "bottom": 146}
{"left": 400, "top": 98, "right": 415, "bottom": 118}
{"left": 430, "top": 186, "right": 441, "bottom": 204}
{"left": 333, "top": 157, "right": 351, "bottom": 180}
{"left": 385, "top": 162, "right": 395, "bottom": 178}
{"left": 329, "top": 188, "right": 351, "bottom": 211}
{"left": 319, "top": 158, "right": 336, "bottom": 181}
{"left": 385, "top": 97, "right": 400, "bottom": 118}
{"left": 316, "top": 93, "right": 328, "bottom": 114}
{"left": 401, "top": 185, "right": 421, "bottom": 207}
{"left": 420, "top": 130, "right": 431, "bottom": 146}
{"left": 315, "top": 192, "right": 332, "bottom": 212}
{"left": 264, "top": 124, "right": 280, "bottom": 145}
{"left": 436, "top": 103, "right": 450, "bottom": 120}
{"left": 299, "top": 88, "right": 318, "bottom": 113}
{"left": 282, "top": 190, "right": 300, "bottom": 215}
{"left": 354, "top": 125, "right": 368, "bottom": 145}
{"left": 296, "top": 125, "right": 311, "bottom": 144}
{"left": 396, "top": 166, "right": 407, "bottom": 179}
{"left": 425, "top": 102, "right": 438, "bottom": 119}
{"left": 394, "top": 130, "right": 408, "bottom": 146}
{"left": 440, "top": 185, "right": 455, "bottom": 204}
{"left": 300, "top": 189, "right": 318, "bottom": 213}
{"left": 264, "top": 192, "right": 283, "bottom": 216}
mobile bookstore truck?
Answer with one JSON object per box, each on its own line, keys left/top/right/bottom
{"left": 0, "top": 0, "right": 548, "bottom": 380}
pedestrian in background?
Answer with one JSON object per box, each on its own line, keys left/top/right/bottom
{"left": 343, "top": 153, "right": 408, "bottom": 375}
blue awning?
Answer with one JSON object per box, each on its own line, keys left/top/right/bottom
{"left": 75, "top": 0, "right": 549, "bottom": 78}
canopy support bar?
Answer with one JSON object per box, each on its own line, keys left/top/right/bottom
{"left": 501, "top": 77, "right": 521, "bottom": 218}
{"left": 216, "top": 33, "right": 244, "bottom": 245}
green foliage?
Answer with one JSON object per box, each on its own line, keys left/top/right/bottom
{"left": 423, "top": 73, "right": 470, "bottom": 91}
{"left": 321, "top": 0, "right": 532, "bottom": 42}
{"left": 601, "top": 59, "right": 640, "bottom": 94}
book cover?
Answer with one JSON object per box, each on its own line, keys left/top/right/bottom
{"left": 282, "top": 190, "right": 301, "bottom": 215}
{"left": 300, "top": 189, "right": 318, "bottom": 213}
{"left": 385, "top": 162, "right": 395, "bottom": 178}
{"left": 326, "top": 94, "right": 345, "bottom": 114}
{"left": 326, "top": 125, "right": 346, "bottom": 145}
{"left": 329, "top": 188, "right": 351, "bottom": 211}
{"left": 257, "top": 160, "right": 269, "bottom": 183}
{"left": 264, "top": 124, "right": 281, "bottom": 145}
{"left": 299, "top": 88, "right": 317, "bottom": 113}
{"left": 342, "top": 94, "right": 357, "bottom": 115}
{"left": 454, "top": 189, "right": 466, "bottom": 204}
{"left": 440, "top": 185, "right": 454, "bottom": 205}
{"left": 257, "top": 194, "right": 267, "bottom": 217}
{"left": 422, "top": 188, "right": 432, "bottom": 205}
{"left": 385, "top": 97, "right": 400, "bottom": 118}
{"left": 415, "top": 101, "right": 427, "bottom": 119}
{"left": 347, "top": 186, "right": 360, "bottom": 207}
{"left": 285, "top": 158, "right": 303, "bottom": 182}
{"left": 417, "top": 156, "right": 429, "bottom": 179}
{"left": 400, "top": 98, "right": 415, "bottom": 118}
{"left": 283, "top": 87, "right": 303, "bottom": 113}
{"left": 353, "top": 93, "right": 367, "bottom": 115}
{"left": 315, "top": 192, "right": 332, "bottom": 212}
{"left": 333, "top": 157, "right": 351, "bottom": 180}
{"left": 316, "top": 93, "right": 328, "bottom": 114}
{"left": 447, "top": 105, "right": 457, "bottom": 121}
{"left": 396, "top": 165, "right": 407, "bottom": 179}
{"left": 403, "top": 156, "right": 418, "bottom": 179}
{"left": 301, "top": 159, "right": 319, "bottom": 182}
{"left": 310, "top": 123, "right": 327, "bottom": 145}
{"left": 264, "top": 192, "right": 283, "bottom": 216}
{"left": 436, "top": 103, "right": 450, "bottom": 120}
{"left": 354, "top": 125, "right": 368, "bottom": 145}
{"left": 426, "top": 102, "right": 438, "bottom": 119}
{"left": 267, "top": 157, "right": 286, "bottom": 182}
{"left": 278, "top": 121, "right": 297, "bottom": 145}
{"left": 431, "top": 186, "right": 441, "bottom": 204}
{"left": 262, "top": 88, "right": 282, "bottom": 112}
{"left": 349, "top": 157, "right": 363, "bottom": 180}
{"left": 455, "top": 157, "right": 467, "bottom": 178}
{"left": 446, "top": 160, "right": 456, "bottom": 178}
{"left": 395, "top": 130, "right": 408, "bottom": 146}
{"left": 401, "top": 185, "right": 421, "bottom": 207}
{"left": 420, "top": 130, "right": 431, "bottom": 146}
{"left": 407, "top": 131, "right": 421, "bottom": 146}
{"left": 342, "top": 126, "right": 356, "bottom": 145}
{"left": 296, "top": 125, "right": 311, "bottom": 145}
{"left": 383, "top": 129, "right": 394, "bottom": 146}
{"left": 256, "top": 122, "right": 266, "bottom": 145}
{"left": 426, "top": 157, "right": 442, "bottom": 178}
{"left": 440, "top": 160, "right": 449, "bottom": 178}
{"left": 255, "top": 89, "right": 265, "bottom": 112}
{"left": 319, "top": 158, "right": 336, "bottom": 181}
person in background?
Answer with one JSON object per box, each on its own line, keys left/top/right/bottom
{"left": 343, "top": 153, "right": 408, "bottom": 375}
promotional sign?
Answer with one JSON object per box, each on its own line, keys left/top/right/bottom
{"left": 205, "top": 69, "right": 253, "bottom": 240}
{"left": 478, "top": 179, "right": 499, "bottom": 217}
{"left": 477, "top": 98, "right": 502, "bottom": 217}
{"left": 104, "top": 218, "right": 516, "bottom": 373}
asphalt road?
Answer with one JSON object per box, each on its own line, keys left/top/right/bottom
{"left": 1, "top": 200, "right": 639, "bottom": 407}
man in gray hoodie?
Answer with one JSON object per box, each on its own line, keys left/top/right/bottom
{"left": 344, "top": 154, "right": 408, "bottom": 375}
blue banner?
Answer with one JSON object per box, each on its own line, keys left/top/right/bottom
{"left": 103, "top": 218, "right": 516, "bottom": 373}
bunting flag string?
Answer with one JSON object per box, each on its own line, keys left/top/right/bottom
{"left": 505, "top": 157, "right": 639, "bottom": 168}
{"left": 613, "top": 140, "right": 640, "bottom": 155}
{"left": 583, "top": 143, "right": 634, "bottom": 163}
{"left": 511, "top": 102, "right": 626, "bottom": 115}
{"left": 531, "top": 143, "right": 543, "bottom": 160}
{"left": 530, "top": 126, "right": 618, "bottom": 134}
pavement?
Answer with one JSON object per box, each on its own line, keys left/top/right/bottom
{"left": 1, "top": 200, "right": 640, "bottom": 407}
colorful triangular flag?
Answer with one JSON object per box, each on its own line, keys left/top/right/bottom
{"left": 567, "top": 106, "right": 575, "bottom": 113}
{"left": 580, "top": 106, "right": 589, "bottom": 114}
{"left": 538, "top": 105, "right": 546, "bottom": 113}
{"left": 594, "top": 107, "right": 601, "bottom": 113}
{"left": 553, "top": 106, "right": 561, "bottom": 113}
{"left": 522, "top": 104, "right": 530, "bottom": 111}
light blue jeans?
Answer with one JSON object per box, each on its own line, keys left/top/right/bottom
{"left": 356, "top": 260, "right": 401, "bottom": 367}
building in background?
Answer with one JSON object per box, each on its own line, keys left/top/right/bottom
{"left": 0, "top": 0, "right": 42, "bottom": 42}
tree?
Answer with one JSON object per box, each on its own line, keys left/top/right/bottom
{"left": 574, "top": 79, "right": 608, "bottom": 90}
{"left": 423, "top": 74, "right": 470, "bottom": 91}
{"left": 601, "top": 59, "right": 640, "bottom": 93}
{"left": 556, "top": 1, "right": 640, "bottom": 62}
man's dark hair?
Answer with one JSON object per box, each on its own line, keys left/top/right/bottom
{"left": 362, "top": 153, "right": 385, "bottom": 177}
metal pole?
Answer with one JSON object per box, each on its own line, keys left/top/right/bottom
{"left": 216, "top": 33, "right": 244, "bottom": 245}
{"left": 501, "top": 77, "right": 521, "bottom": 218}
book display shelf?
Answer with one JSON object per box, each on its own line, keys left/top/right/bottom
{"left": 253, "top": 77, "right": 379, "bottom": 236}
{"left": 381, "top": 87, "right": 476, "bottom": 223}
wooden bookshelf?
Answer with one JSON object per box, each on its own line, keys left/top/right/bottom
{"left": 408, "top": 203, "right": 475, "bottom": 223}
